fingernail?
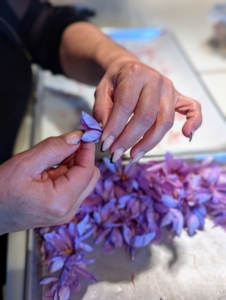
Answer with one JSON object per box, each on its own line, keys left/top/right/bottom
{"left": 110, "top": 148, "right": 124, "bottom": 163}
{"left": 101, "top": 135, "right": 114, "bottom": 152}
{"left": 63, "top": 131, "right": 83, "bottom": 145}
{"left": 131, "top": 151, "right": 145, "bottom": 166}
{"left": 189, "top": 131, "right": 194, "bottom": 142}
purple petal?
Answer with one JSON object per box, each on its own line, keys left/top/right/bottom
{"left": 40, "top": 277, "right": 59, "bottom": 285}
{"left": 68, "top": 222, "right": 77, "bottom": 237}
{"left": 101, "top": 202, "right": 115, "bottom": 221}
{"left": 80, "top": 227, "right": 96, "bottom": 241}
{"left": 83, "top": 196, "right": 102, "bottom": 206}
{"left": 49, "top": 256, "right": 66, "bottom": 273}
{"left": 187, "top": 213, "right": 200, "bottom": 236}
{"left": 93, "top": 211, "right": 101, "bottom": 224}
{"left": 77, "top": 214, "right": 90, "bottom": 236}
{"left": 79, "top": 242, "right": 94, "bottom": 252}
{"left": 103, "top": 157, "right": 117, "bottom": 173}
{"left": 131, "top": 232, "right": 156, "bottom": 248}
{"left": 154, "top": 203, "right": 169, "bottom": 214}
{"left": 161, "top": 211, "right": 174, "bottom": 227}
{"left": 172, "top": 212, "right": 184, "bottom": 236}
{"left": 44, "top": 282, "right": 59, "bottom": 298}
{"left": 74, "top": 265, "right": 98, "bottom": 282}
{"left": 123, "top": 225, "right": 132, "bottom": 245}
{"left": 196, "top": 193, "right": 212, "bottom": 204}
{"left": 162, "top": 195, "right": 178, "bottom": 208}
{"left": 82, "top": 130, "right": 102, "bottom": 142}
{"left": 111, "top": 228, "right": 123, "bottom": 248}
{"left": 58, "top": 286, "right": 70, "bottom": 300}
{"left": 118, "top": 195, "right": 133, "bottom": 208}
{"left": 81, "top": 111, "right": 102, "bottom": 131}
{"left": 95, "top": 229, "right": 111, "bottom": 244}
{"left": 58, "top": 227, "right": 72, "bottom": 248}
{"left": 54, "top": 290, "right": 59, "bottom": 300}
{"left": 104, "top": 240, "right": 115, "bottom": 253}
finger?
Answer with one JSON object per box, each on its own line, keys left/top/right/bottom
{"left": 60, "top": 152, "right": 75, "bottom": 165}
{"left": 46, "top": 165, "right": 69, "bottom": 180}
{"left": 71, "top": 167, "right": 100, "bottom": 212}
{"left": 52, "top": 142, "right": 96, "bottom": 198}
{"left": 20, "top": 130, "right": 83, "bottom": 175}
{"left": 48, "top": 167, "right": 100, "bottom": 226}
{"left": 175, "top": 94, "right": 202, "bottom": 137}
{"left": 93, "top": 79, "right": 114, "bottom": 127}
{"left": 99, "top": 65, "right": 145, "bottom": 144}
{"left": 109, "top": 83, "right": 160, "bottom": 159}
{"left": 130, "top": 87, "right": 175, "bottom": 159}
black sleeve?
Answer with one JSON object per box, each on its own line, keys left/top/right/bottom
{"left": 19, "top": 0, "right": 91, "bottom": 74}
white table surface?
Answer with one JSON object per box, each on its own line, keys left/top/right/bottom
{"left": 6, "top": 1, "right": 226, "bottom": 299}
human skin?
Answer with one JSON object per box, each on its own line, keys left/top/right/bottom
{"left": 0, "top": 131, "right": 99, "bottom": 235}
{"left": 60, "top": 22, "right": 202, "bottom": 163}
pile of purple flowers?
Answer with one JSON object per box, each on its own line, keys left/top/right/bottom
{"left": 39, "top": 154, "right": 226, "bottom": 300}
{"left": 38, "top": 112, "right": 226, "bottom": 300}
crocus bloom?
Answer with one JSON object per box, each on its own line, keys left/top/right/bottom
{"left": 80, "top": 111, "right": 103, "bottom": 142}
{"left": 38, "top": 141, "right": 226, "bottom": 300}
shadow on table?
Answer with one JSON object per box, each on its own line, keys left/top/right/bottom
{"left": 73, "top": 231, "right": 182, "bottom": 300}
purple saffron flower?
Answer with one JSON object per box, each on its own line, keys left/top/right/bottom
{"left": 80, "top": 111, "right": 103, "bottom": 142}
{"left": 38, "top": 153, "right": 226, "bottom": 300}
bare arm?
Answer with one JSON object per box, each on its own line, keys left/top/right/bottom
{"left": 59, "top": 22, "right": 138, "bottom": 86}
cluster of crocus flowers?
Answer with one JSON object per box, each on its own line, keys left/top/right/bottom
{"left": 38, "top": 113, "right": 226, "bottom": 300}
{"left": 39, "top": 155, "right": 226, "bottom": 300}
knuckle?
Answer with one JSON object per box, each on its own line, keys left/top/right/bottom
{"left": 48, "top": 196, "right": 72, "bottom": 219}
{"left": 193, "top": 100, "right": 201, "bottom": 110}
{"left": 125, "top": 62, "right": 140, "bottom": 75}
{"left": 140, "top": 112, "right": 156, "bottom": 127}
{"left": 118, "top": 100, "right": 134, "bottom": 115}
{"left": 162, "top": 118, "right": 174, "bottom": 131}
{"left": 152, "top": 71, "right": 163, "bottom": 86}
{"left": 44, "top": 137, "right": 64, "bottom": 156}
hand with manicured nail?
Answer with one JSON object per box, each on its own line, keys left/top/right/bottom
{"left": 60, "top": 22, "right": 202, "bottom": 164}
{"left": 0, "top": 130, "right": 99, "bottom": 235}
{"left": 93, "top": 60, "right": 202, "bottom": 164}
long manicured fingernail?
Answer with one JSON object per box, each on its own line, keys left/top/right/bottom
{"left": 131, "top": 151, "right": 145, "bottom": 166}
{"left": 63, "top": 131, "right": 83, "bottom": 145}
{"left": 110, "top": 148, "right": 124, "bottom": 163}
{"left": 189, "top": 131, "right": 194, "bottom": 142}
{"left": 101, "top": 135, "right": 114, "bottom": 152}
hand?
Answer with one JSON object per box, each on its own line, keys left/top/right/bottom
{"left": 93, "top": 58, "right": 202, "bottom": 164}
{"left": 0, "top": 130, "right": 99, "bottom": 235}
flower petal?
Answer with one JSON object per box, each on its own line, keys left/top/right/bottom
{"left": 187, "top": 213, "right": 200, "bottom": 236}
{"left": 49, "top": 256, "right": 66, "bottom": 273}
{"left": 74, "top": 265, "right": 98, "bottom": 282}
{"left": 131, "top": 232, "right": 156, "bottom": 248}
{"left": 82, "top": 130, "right": 102, "bottom": 142}
{"left": 58, "top": 286, "right": 70, "bottom": 300}
{"left": 40, "top": 277, "right": 59, "bottom": 285}
{"left": 123, "top": 225, "right": 132, "bottom": 245}
{"left": 81, "top": 111, "right": 102, "bottom": 131}
{"left": 162, "top": 195, "right": 178, "bottom": 208}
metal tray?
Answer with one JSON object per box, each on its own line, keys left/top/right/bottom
{"left": 24, "top": 28, "right": 226, "bottom": 300}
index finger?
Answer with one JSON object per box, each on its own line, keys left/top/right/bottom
{"left": 100, "top": 69, "right": 144, "bottom": 143}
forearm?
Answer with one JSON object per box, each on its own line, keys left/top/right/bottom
{"left": 59, "top": 22, "right": 139, "bottom": 86}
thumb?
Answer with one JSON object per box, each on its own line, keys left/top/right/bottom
{"left": 21, "top": 130, "right": 83, "bottom": 175}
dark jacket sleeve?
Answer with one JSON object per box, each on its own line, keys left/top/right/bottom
{"left": 19, "top": 0, "right": 90, "bottom": 74}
